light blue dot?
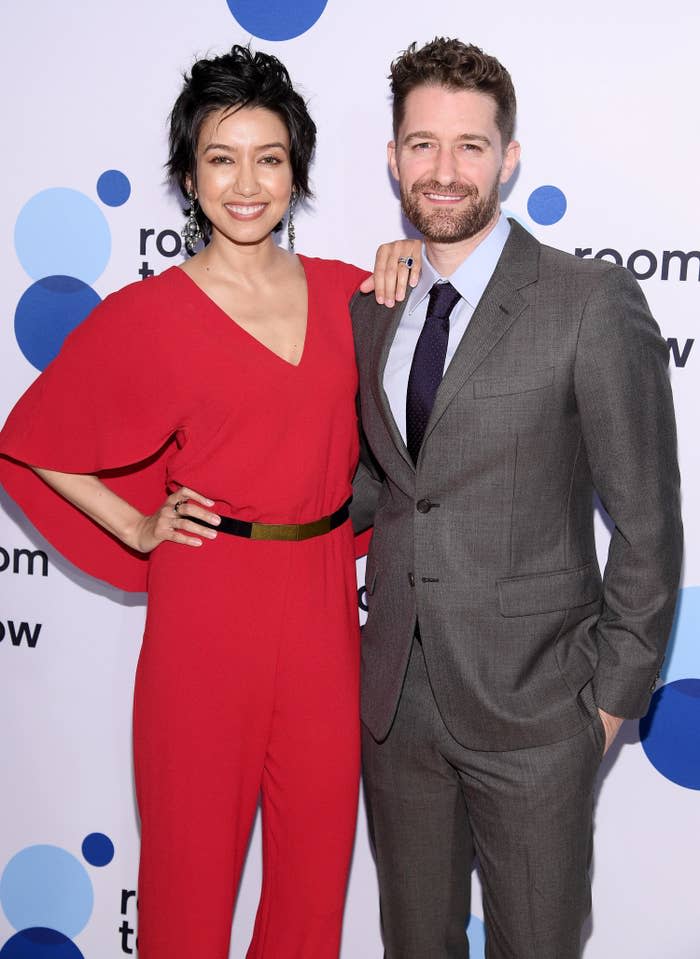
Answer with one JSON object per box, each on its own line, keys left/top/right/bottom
{"left": 14, "top": 276, "right": 101, "bottom": 372}
{"left": 0, "top": 928, "right": 84, "bottom": 959}
{"left": 527, "top": 185, "right": 567, "bottom": 225}
{"left": 81, "top": 833, "right": 114, "bottom": 868}
{"left": 15, "top": 188, "right": 111, "bottom": 284}
{"left": 225, "top": 0, "right": 328, "bottom": 40}
{"left": 96, "top": 170, "right": 131, "bottom": 207}
{"left": 0, "top": 846, "right": 93, "bottom": 937}
{"left": 662, "top": 586, "right": 700, "bottom": 684}
{"left": 466, "top": 914, "right": 486, "bottom": 957}
{"left": 640, "top": 679, "right": 700, "bottom": 789}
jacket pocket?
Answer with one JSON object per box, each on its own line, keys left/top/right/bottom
{"left": 473, "top": 366, "right": 554, "bottom": 398}
{"left": 498, "top": 562, "right": 602, "bottom": 617}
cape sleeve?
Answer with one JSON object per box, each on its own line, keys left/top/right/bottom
{"left": 0, "top": 278, "right": 183, "bottom": 592}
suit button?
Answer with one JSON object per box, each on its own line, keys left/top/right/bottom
{"left": 408, "top": 572, "right": 415, "bottom": 587}
{"left": 416, "top": 498, "right": 432, "bottom": 513}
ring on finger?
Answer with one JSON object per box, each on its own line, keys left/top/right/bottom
{"left": 398, "top": 255, "right": 414, "bottom": 269}
{"left": 173, "top": 500, "right": 186, "bottom": 514}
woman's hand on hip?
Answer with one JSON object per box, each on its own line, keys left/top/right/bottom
{"left": 130, "top": 487, "right": 220, "bottom": 552}
{"left": 31, "top": 469, "right": 220, "bottom": 554}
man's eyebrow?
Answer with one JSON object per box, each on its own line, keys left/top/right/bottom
{"left": 457, "top": 133, "right": 491, "bottom": 145}
{"left": 403, "top": 130, "right": 436, "bottom": 143}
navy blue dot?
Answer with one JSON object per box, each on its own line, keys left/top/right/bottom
{"left": 225, "top": 0, "right": 328, "bottom": 40}
{"left": 527, "top": 185, "right": 567, "bottom": 225}
{"left": 14, "top": 276, "right": 101, "bottom": 372}
{"left": 81, "top": 834, "right": 114, "bottom": 868}
{"left": 640, "top": 679, "right": 700, "bottom": 789}
{"left": 96, "top": 170, "right": 131, "bottom": 207}
{"left": 0, "top": 928, "right": 84, "bottom": 958}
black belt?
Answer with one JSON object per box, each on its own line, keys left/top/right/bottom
{"left": 189, "top": 498, "right": 351, "bottom": 542}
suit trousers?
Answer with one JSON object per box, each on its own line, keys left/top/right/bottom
{"left": 362, "top": 639, "right": 605, "bottom": 959}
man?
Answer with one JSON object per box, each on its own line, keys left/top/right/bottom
{"left": 351, "top": 38, "right": 682, "bottom": 959}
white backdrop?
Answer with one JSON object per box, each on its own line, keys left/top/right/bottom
{"left": 1, "top": 2, "right": 699, "bottom": 957}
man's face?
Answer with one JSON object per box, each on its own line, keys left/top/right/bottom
{"left": 389, "top": 85, "right": 520, "bottom": 244}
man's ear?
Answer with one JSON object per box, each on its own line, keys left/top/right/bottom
{"left": 500, "top": 140, "right": 521, "bottom": 186}
{"left": 387, "top": 140, "right": 400, "bottom": 183}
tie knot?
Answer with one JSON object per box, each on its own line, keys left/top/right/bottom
{"left": 427, "top": 281, "right": 461, "bottom": 321}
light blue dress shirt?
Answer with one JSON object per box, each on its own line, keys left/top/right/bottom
{"left": 384, "top": 214, "right": 511, "bottom": 443}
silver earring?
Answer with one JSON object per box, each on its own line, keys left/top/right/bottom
{"left": 181, "top": 191, "right": 204, "bottom": 255}
{"left": 287, "top": 193, "right": 297, "bottom": 252}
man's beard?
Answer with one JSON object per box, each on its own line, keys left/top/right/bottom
{"left": 400, "top": 176, "right": 500, "bottom": 243}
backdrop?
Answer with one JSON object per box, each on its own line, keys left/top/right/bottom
{"left": 1, "top": 2, "right": 698, "bottom": 957}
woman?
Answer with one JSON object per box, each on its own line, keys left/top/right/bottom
{"left": 0, "top": 46, "right": 418, "bottom": 958}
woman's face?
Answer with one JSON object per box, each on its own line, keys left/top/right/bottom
{"left": 191, "top": 105, "right": 293, "bottom": 250}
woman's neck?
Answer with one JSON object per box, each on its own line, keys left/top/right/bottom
{"left": 192, "top": 234, "right": 292, "bottom": 285}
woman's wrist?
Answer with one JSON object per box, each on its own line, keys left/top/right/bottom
{"left": 119, "top": 511, "right": 149, "bottom": 552}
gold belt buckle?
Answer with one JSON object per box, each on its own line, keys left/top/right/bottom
{"left": 250, "top": 516, "right": 332, "bottom": 541}
{"left": 296, "top": 517, "right": 331, "bottom": 540}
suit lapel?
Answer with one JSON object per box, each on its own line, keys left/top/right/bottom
{"left": 369, "top": 298, "right": 415, "bottom": 473}
{"left": 424, "top": 221, "right": 540, "bottom": 445}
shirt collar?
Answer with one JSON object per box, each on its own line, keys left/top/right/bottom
{"left": 408, "top": 213, "right": 511, "bottom": 314}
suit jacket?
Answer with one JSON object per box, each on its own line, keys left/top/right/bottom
{"left": 351, "top": 220, "right": 682, "bottom": 751}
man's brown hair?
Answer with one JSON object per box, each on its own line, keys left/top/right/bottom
{"left": 390, "top": 38, "right": 517, "bottom": 147}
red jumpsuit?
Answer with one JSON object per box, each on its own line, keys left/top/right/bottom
{"left": 0, "top": 257, "right": 367, "bottom": 958}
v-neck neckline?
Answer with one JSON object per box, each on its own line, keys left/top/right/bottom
{"left": 172, "top": 254, "right": 311, "bottom": 369}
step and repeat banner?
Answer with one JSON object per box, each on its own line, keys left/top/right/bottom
{"left": 1, "top": 2, "right": 698, "bottom": 957}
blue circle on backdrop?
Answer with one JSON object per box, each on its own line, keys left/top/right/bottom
{"left": 0, "top": 928, "right": 84, "bottom": 959}
{"left": 662, "top": 586, "right": 700, "bottom": 684}
{"left": 466, "top": 914, "right": 486, "bottom": 957}
{"left": 527, "top": 185, "right": 567, "bottom": 225}
{"left": 0, "top": 846, "right": 93, "bottom": 937}
{"left": 225, "top": 0, "right": 328, "bottom": 40}
{"left": 14, "top": 276, "right": 101, "bottom": 372}
{"left": 96, "top": 170, "right": 131, "bottom": 207}
{"left": 15, "top": 188, "right": 111, "bottom": 284}
{"left": 640, "top": 679, "right": 700, "bottom": 790}
{"left": 81, "top": 834, "right": 114, "bottom": 868}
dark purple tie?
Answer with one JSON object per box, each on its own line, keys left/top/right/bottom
{"left": 406, "top": 281, "right": 461, "bottom": 464}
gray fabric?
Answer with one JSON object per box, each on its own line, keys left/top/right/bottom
{"left": 363, "top": 640, "right": 603, "bottom": 959}
{"left": 351, "top": 220, "right": 683, "bottom": 752}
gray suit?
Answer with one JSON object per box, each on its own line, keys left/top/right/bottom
{"left": 352, "top": 221, "right": 682, "bottom": 957}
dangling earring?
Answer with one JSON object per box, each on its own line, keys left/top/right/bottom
{"left": 287, "top": 192, "right": 297, "bottom": 252}
{"left": 181, "top": 191, "right": 204, "bottom": 255}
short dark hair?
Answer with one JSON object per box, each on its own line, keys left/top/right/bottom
{"left": 390, "top": 38, "right": 516, "bottom": 147}
{"left": 168, "top": 44, "right": 316, "bottom": 243}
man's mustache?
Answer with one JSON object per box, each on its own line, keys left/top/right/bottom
{"left": 409, "top": 179, "right": 478, "bottom": 197}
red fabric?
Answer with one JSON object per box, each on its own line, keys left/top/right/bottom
{"left": 354, "top": 526, "right": 373, "bottom": 558}
{"left": 135, "top": 525, "right": 362, "bottom": 958}
{"left": 0, "top": 257, "right": 367, "bottom": 591}
{"left": 0, "top": 258, "right": 368, "bottom": 957}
